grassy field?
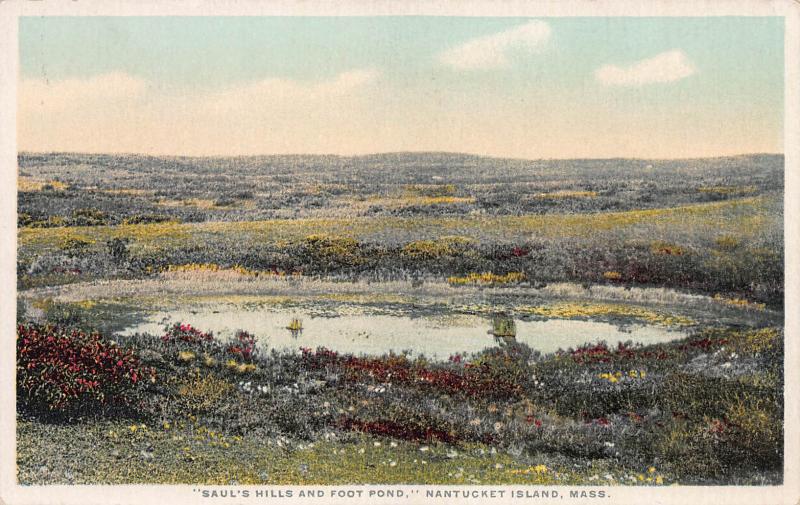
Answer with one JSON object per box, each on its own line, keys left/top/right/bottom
{"left": 18, "top": 194, "right": 783, "bottom": 306}
{"left": 16, "top": 152, "right": 785, "bottom": 486}
{"left": 18, "top": 194, "right": 776, "bottom": 249}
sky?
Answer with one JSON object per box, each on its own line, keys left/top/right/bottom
{"left": 18, "top": 16, "right": 784, "bottom": 159}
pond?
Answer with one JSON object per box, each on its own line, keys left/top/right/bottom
{"left": 119, "top": 304, "right": 689, "bottom": 359}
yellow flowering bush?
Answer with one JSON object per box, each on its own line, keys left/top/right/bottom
{"left": 175, "top": 372, "right": 233, "bottom": 413}
{"left": 448, "top": 272, "right": 526, "bottom": 285}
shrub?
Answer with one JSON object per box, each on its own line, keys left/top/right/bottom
{"left": 177, "top": 350, "right": 197, "bottom": 363}
{"left": 58, "top": 236, "right": 94, "bottom": 256}
{"left": 650, "top": 241, "right": 686, "bottom": 256}
{"left": 18, "top": 213, "right": 34, "bottom": 227}
{"left": 227, "top": 330, "right": 258, "bottom": 362}
{"left": 722, "top": 394, "right": 783, "bottom": 468}
{"left": 173, "top": 369, "right": 233, "bottom": 414}
{"left": 161, "top": 322, "right": 214, "bottom": 345}
{"left": 656, "top": 421, "right": 724, "bottom": 478}
{"left": 122, "top": 214, "right": 176, "bottom": 225}
{"left": 338, "top": 415, "right": 461, "bottom": 444}
{"left": 106, "top": 237, "right": 131, "bottom": 264}
{"left": 447, "top": 271, "right": 526, "bottom": 285}
{"left": 302, "top": 234, "right": 362, "bottom": 268}
{"left": 213, "top": 197, "right": 237, "bottom": 207}
{"left": 37, "top": 299, "right": 89, "bottom": 329}
{"left": 71, "top": 207, "right": 107, "bottom": 226}
{"left": 401, "top": 237, "right": 471, "bottom": 260}
{"left": 404, "top": 184, "right": 458, "bottom": 197}
{"left": 16, "top": 324, "right": 155, "bottom": 414}
{"left": 714, "top": 234, "right": 740, "bottom": 251}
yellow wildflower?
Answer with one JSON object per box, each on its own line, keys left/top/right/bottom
{"left": 237, "top": 363, "right": 257, "bottom": 374}
{"left": 178, "top": 351, "right": 196, "bottom": 363}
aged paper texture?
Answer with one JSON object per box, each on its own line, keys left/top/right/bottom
{"left": 1, "top": 1, "right": 798, "bottom": 504}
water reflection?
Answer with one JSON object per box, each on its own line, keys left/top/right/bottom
{"left": 286, "top": 317, "right": 303, "bottom": 339}
{"left": 122, "top": 305, "right": 688, "bottom": 360}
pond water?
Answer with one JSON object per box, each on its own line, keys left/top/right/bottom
{"left": 120, "top": 305, "right": 689, "bottom": 359}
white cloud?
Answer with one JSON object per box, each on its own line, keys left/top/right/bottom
{"left": 595, "top": 50, "right": 696, "bottom": 86}
{"left": 326, "top": 69, "right": 380, "bottom": 93}
{"left": 439, "top": 20, "right": 551, "bottom": 70}
{"left": 210, "top": 68, "right": 379, "bottom": 107}
{"left": 18, "top": 69, "right": 380, "bottom": 155}
{"left": 20, "top": 72, "right": 146, "bottom": 112}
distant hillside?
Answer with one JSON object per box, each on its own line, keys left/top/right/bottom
{"left": 18, "top": 151, "right": 783, "bottom": 223}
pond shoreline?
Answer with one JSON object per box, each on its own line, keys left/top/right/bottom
{"left": 20, "top": 276, "right": 780, "bottom": 323}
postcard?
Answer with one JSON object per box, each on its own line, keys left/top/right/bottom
{"left": 0, "top": 1, "right": 798, "bottom": 504}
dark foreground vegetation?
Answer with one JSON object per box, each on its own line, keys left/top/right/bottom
{"left": 16, "top": 320, "right": 783, "bottom": 485}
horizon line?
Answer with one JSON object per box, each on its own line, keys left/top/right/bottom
{"left": 17, "top": 150, "right": 785, "bottom": 164}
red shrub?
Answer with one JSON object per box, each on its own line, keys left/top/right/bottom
{"left": 17, "top": 324, "right": 155, "bottom": 413}
{"left": 449, "top": 353, "right": 463, "bottom": 364}
{"left": 679, "top": 337, "right": 729, "bottom": 351}
{"left": 301, "top": 347, "right": 340, "bottom": 369}
{"left": 568, "top": 341, "right": 672, "bottom": 364}
{"left": 511, "top": 246, "right": 529, "bottom": 257}
{"left": 526, "top": 415, "right": 543, "bottom": 427}
{"left": 569, "top": 343, "right": 612, "bottom": 364}
{"left": 300, "top": 347, "right": 520, "bottom": 400}
{"left": 344, "top": 355, "right": 413, "bottom": 383}
{"left": 227, "top": 330, "right": 258, "bottom": 361}
{"left": 161, "top": 322, "right": 214, "bottom": 345}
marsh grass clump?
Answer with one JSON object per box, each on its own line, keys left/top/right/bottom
{"left": 58, "top": 236, "right": 95, "bottom": 256}
{"left": 447, "top": 272, "right": 526, "bottom": 286}
{"left": 401, "top": 236, "right": 472, "bottom": 261}
{"left": 302, "top": 234, "right": 363, "bottom": 269}
{"left": 172, "top": 369, "right": 234, "bottom": 414}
